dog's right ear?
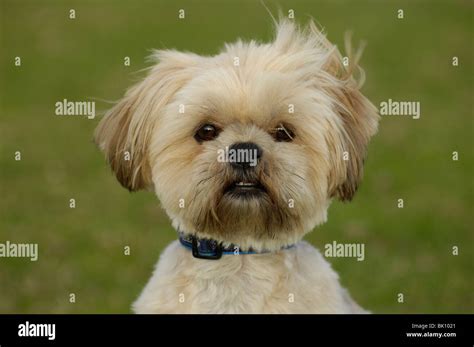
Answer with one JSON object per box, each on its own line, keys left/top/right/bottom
{"left": 94, "top": 50, "right": 201, "bottom": 191}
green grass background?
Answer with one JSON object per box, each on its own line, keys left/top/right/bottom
{"left": 0, "top": 0, "right": 472, "bottom": 313}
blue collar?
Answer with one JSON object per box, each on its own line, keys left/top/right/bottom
{"left": 178, "top": 232, "right": 295, "bottom": 260}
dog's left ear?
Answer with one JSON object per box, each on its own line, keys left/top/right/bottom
{"left": 272, "top": 20, "right": 379, "bottom": 201}
{"left": 322, "top": 39, "right": 380, "bottom": 202}
{"left": 94, "top": 50, "right": 200, "bottom": 191}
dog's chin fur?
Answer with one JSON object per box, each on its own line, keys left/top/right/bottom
{"left": 94, "top": 18, "right": 379, "bottom": 313}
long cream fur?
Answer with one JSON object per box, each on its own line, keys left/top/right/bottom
{"left": 95, "top": 19, "right": 379, "bottom": 313}
{"left": 133, "top": 241, "right": 365, "bottom": 313}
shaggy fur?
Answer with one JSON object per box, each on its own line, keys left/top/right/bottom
{"left": 133, "top": 241, "right": 365, "bottom": 313}
{"left": 94, "top": 19, "right": 379, "bottom": 313}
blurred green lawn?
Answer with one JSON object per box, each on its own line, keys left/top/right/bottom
{"left": 0, "top": 0, "right": 472, "bottom": 313}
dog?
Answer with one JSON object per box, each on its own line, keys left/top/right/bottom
{"left": 94, "top": 18, "right": 379, "bottom": 313}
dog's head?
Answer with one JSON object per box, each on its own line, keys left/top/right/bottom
{"left": 94, "top": 20, "right": 379, "bottom": 250}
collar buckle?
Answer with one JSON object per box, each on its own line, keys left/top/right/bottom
{"left": 191, "top": 236, "right": 223, "bottom": 260}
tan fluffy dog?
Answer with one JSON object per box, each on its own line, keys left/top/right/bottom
{"left": 94, "top": 19, "right": 379, "bottom": 313}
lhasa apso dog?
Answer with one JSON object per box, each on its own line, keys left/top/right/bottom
{"left": 94, "top": 19, "right": 379, "bottom": 313}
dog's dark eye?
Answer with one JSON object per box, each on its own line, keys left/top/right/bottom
{"left": 195, "top": 124, "right": 219, "bottom": 142}
{"left": 273, "top": 126, "right": 295, "bottom": 142}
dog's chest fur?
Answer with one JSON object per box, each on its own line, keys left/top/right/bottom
{"left": 133, "top": 240, "right": 365, "bottom": 313}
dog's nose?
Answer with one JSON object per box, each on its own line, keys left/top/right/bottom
{"left": 229, "top": 142, "right": 262, "bottom": 170}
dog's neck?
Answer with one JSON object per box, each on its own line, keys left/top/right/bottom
{"left": 177, "top": 230, "right": 296, "bottom": 260}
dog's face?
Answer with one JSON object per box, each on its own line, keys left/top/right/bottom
{"left": 94, "top": 20, "right": 379, "bottom": 250}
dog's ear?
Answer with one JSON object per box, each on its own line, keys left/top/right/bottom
{"left": 321, "top": 33, "right": 380, "bottom": 202}
{"left": 327, "top": 80, "right": 379, "bottom": 201}
{"left": 94, "top": 50, "right": 200, "bottom": 191}
{"left": 272, "top": 20, "right": 379, "bottom": 201}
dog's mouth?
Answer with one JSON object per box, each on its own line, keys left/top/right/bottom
{"left": 223, "top": 179, "right": 267, "bottom": 198}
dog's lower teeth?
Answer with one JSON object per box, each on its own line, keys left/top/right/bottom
{"left": 236, "top": 182, "right": 255, "bottom": 187}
